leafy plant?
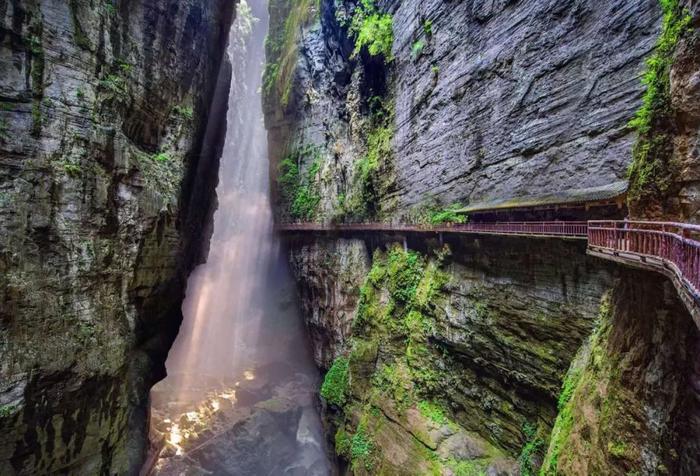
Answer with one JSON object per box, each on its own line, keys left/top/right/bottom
{"left": 172, "top": 105, "right": 194, "bottom": 121}
{"left": 99, "top": 74, "right": 128, "bottom": 104}
{"left": 418, "top": 400, "right": 448, "bottom": 425}
{"left": 423, "top": 19, "right": 433, "bottom": 37}
{"left": 350, "top": 421, "right": 375, "bottom": 471}
{"left": 518, "top": 422, "right": 545, "bottom": 476}
{"left": 320, "top": 357, "right": 349, "bottom": 407}
{"left": 349, "top": 0, "right": 394, "bottom": 60}
{"left": 429, "top": 204, "right": 467, "bottom": 225}
{"left": 411, "top": 40, "right": 425, "bottom": 60}
{"left": 627, "top": 0, "right": 691, "bottom": 202}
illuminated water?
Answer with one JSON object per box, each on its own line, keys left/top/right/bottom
{"left": 149, "top": 2, "right": 331, "bottom": 474}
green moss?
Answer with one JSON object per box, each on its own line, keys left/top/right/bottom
{"left": 99, "top": 74, "right": 129, "bottom": 105}
{"left": 627, "top": 0, "right": 691, "bottom": 203}
{"left": 152, "top": 152, "right": 170, "bottom": 162}
{"left": 62, "top": 161, "right": 82, "bottom": 177}
{"left": 335, "top": 427, "right": 352, "bottom": 457}
{"left": 608, "top": 441, "right": 627, "bottom": 458}
{"left": 0, "top": 404, "right": 17, "bottom": 418}
{"left": 541, "top": 294, "right": 612, "bottom": 475}
{"left": 172, "top": 105, "right": 194, "bottom": 121}
{"left": 321, "top": 357, "right": 349, "bottom": 407}
{"left": 277, "top": 145, "right": 322, "bottom": 220}
{"left": 350, "top": 420, "right": 375, "bottom": 472}
{"left": 447, "top": 459, "right": 487, "bottom": 476}
{"left": 348, "top": 100, "right": 394, "bottom": 218}
{"left": 418, "top": 400, "right": 448, "bottom": 426}
{"left": 350, "top": 0, "right": 394, "bottom": 60}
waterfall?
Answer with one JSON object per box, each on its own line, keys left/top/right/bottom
{"left": 149, "top": 2, "right": 331, "bottom": 474}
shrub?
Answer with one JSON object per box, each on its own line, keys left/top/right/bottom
{"left": 429, "top": 204, "right": 467, "bottom": 225}
{"left": 349, "top": 0, "right": 394, "bottom": 60}
{"left": 320, "top": 357, "right": 349, "bottom": 407}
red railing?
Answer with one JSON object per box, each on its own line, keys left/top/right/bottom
{"left": 277, "top": 221, "right": 589, "bottom": 237}
{"left": 588, "top": 220, "right": 700, "bottom": 298}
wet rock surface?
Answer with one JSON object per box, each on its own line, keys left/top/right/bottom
{"left": 0, "top": 0, "right": 234, "bottom": 473}
{"left": 151, "top": 365, "right": 329, "bottom": 476}
{"left": 265, "top": 0, "right": 663, "bottom": 221}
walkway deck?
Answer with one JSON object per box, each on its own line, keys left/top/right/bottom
{"left": 277, "top": 220, "right": 700, "bottom": 325}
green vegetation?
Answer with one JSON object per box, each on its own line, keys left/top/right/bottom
{"left": 152, "top": 152, "right": 170, "bottom": 162}
{"left": 62, "top": 161, "right": 82, "bottom": 177}
{"left": 69, "top": 0, "right": 92, "bottom": 50}
{"left": 411, "top": 40, "right": 425, "bottom": 60}
{"left": 350, "top": 420, "right": 375, "bottom": 472}
{"left": 627, "top": 0, "right": 691, "bottom": 203}
{"left": 608, "top": 441, "right": 627, "bottom": 458}
{"left": 263, "top": 0, "right": 319, "bottom": 108}
{"left": 0, "top": 404, "right": 16, "bottom": 418}
{"left": 346, "top": 98, "right": 394, "bottom": 219}
{"left": 517, "top": 422, "right": 545, "bottom": 476}
{"left": 28, "top": 26, "right": 45, "bottom": 137}
{"left": 429, "top": 204, "right": 467, "bottom": 225}
{"left": 277, "top": 145, "right": 322, "bottom": 220}
{"left": 350, "top": 0, "right": 394, "bottom": 60}
{"left": 335, "top": 427, "right": 352, "bottom": 457}
{"left": 541, "top": 295, "right": 612, "bottom": 475}
{"left": 103, "top": 0, "right": 116, "bottom": 15}
{"left": 99, "top": 74, "right": 129, "bottom": 104}
{"left": 446, "top": 459, "right": 487, "bottom": 476}
{"left": 423, "top": 20, "right": 433, "bottom": 37}
{"left": 172, "top": 105, "right": 194, "bottom": 121}
{"left": 418, "top": 400, "right": 448, "bottom": 425}
{"left": 320, "top": 357, "right": 349, "bottom": 407}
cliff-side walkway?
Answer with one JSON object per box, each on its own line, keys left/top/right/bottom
{"left": 277, "top": 220, "right": 700, "bottom": 326}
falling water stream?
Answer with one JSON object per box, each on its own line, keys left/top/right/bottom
{"left": 149, "top": 2, "right": 331, "bottom": 474}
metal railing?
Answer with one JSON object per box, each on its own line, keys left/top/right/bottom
{"left": 588, "top": 220, "right": 700, "bottom": 297}
{"left": 276, "top": 221, "right": 589, "bottom": 237}
{"left": 278, "top": 219, "right": 700, "bottom": 311}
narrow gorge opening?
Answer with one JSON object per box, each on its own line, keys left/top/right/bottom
{"left": 148, "top": 2, "right": 331, "bottom": 473}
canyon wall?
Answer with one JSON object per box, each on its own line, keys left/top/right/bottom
{"left": 267, "top": 0, "right": 700, "bottom": 474}
{"left": 0, "top": 0, "right": 235, "bottom": 473}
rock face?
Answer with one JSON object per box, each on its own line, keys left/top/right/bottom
{"left": 266, "top": 0, "right": 700, "bottom": 474}
{"left": 287, "top": 234, "right": 618, "bottom": 472}
{"left": 265, "top": 0, "right": 662, "bottom": 222}
{"left": 0, "top": 1, "right": 234, "bottom": 473}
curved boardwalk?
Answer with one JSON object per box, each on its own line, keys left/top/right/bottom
{"left": 277, "top": 220, "right": 700, "bottom": 325}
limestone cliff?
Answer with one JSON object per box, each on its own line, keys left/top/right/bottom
{"left": 0, "top": 0, "right": 234, "bottom": 473}
{"left": 267, "top": 0, "right": 700, "bottom": 474}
